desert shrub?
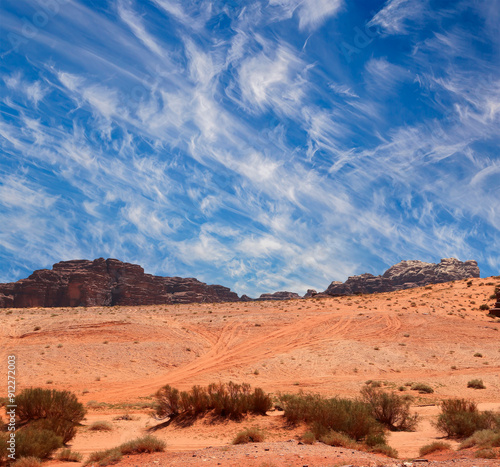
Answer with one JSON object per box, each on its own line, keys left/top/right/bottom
{"left": 411, "top": 383, "right": 434, "bottom": 394}
{"left": 155, "top": 382, "right": 271, "bottom": 420}
{"left": 57, "top": 448, "right": 83, "bottom": 462}
{"left": 279, "top": 392, "right": 382, "bottom": 441}
{"left": 84, "top": 436, "right": 165, "bottom": 466}
{"left": 88, "top": 420, "right": 113, "bottom": 431}
{"left": 301, "top": 431, "right": 316, "bottom": 444}
{"left": 475, "top": 448, "right": 497, "bottom": 459}
{"left": 85, "top": 447, "right": 122, "bottom": 466}
{"left": 467, "top": 379, "right": 486, "bottom": 389}
{"left": 233, "top": 427, "right": 265, "bottom": 444}
{"left": 29, "top": 417, "right": 77, "bottom": 444}
{"left": 364, "top": 432, "right": 387, "bottom": 447}
{"left": 361, "top": 386, "right": 419, "bottom": 431}
{"left": 319, "top": 431, "right": 357, "bottom": 448}
{"left": 436, "top": 399, "right": 500, "bottom": 438}
{"left": 480, "top": 304, "right": 490, "bottom": 310}
{"left": 118, "top": 435, "right": 166, "bottom": 454}
{"left": 459, "top": 429, "right": 500, "bottom": 449}
{"left": 11, "top": 458, "right": 43, "bottom": 467}
{"left": 370, "top": 444, "right": 398, "bottom": 458}
{"left": 15, "top": 426, "right": 63, "bottom": 459}
{"left": 16, "top": 388, "right": 85, "bottom": 425}
{"left": 419, "top": 441, "right": 452, "bottom": 456}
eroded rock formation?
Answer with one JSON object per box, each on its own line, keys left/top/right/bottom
{"left": 0, "top": 258, "right": 240, "bottom": 308}
{"left": 257, "top": 291, "right": 301, "bottom": 301}
{"left": 324, "top": 258, "right": 480, "bottom": 296}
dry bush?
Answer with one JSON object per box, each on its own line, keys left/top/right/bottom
{"left": 370, "top": 443, "right": 398, "bottom": 458}
{"left": 319, "top": 431, "right": 357, "bottom": 448}
{"left": 459, "top": 429, "right": 500, "bottom": 449}
{"left": 29, "top": 418, "right": 76, "bottom": 444}
{"left": 411, "top": 383, "right": 434, "bottom": 394}
{"left": 119, "top": 436, "right": 166, "bottom": 454}
{"left": 419, "top": 441, "right": 452, "bottom": 456}
{"left": 475, "top": 448, "right": 497, "bottom": 459}
{"left": 11, "top": 457, "right": 43, "bottom": 467}
{"left": 467, "top": 379, "right": 486, "bottom": 389}
{"left": 360, "top": 386, "right": 419, "bottom": 431}
{"left": 155, "top": 382, "right": 271, "bottom": 420}
{"left": 88, "top": 420, "right": 113, "bottom": 431}
{"left": 301, "top": 431, "right": 316, "bottom": 445}
{"left": 232, "top": 427, "right": 265, "bottom": 444}
{"left": 85, "top": 447, "right": 122, "bottom": 466}
{"left": 57, "top": 448, "right": 83, "bottom": 462}
{"left": 436, "top": 399, "right": 500, "bottom": 438}
{"left": 84, "top": 436, "right": 165, "bottom": 466}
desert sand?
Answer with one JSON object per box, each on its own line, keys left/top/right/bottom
{"left": 2, "top": 277, "right": 500, "bottom": 466}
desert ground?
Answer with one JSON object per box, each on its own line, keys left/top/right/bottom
{"left": 2, "top": 276, "right": 500, "bottom": 466}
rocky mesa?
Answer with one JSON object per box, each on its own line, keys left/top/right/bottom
{"left": 324, "top": 258, "right": 480, "bottom": 295}
{"left": 0, "top": 258, "right": 240, "bottom": 308}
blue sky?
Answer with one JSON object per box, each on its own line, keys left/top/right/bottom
{"left": 0, "top": 0, "right": 499, "bottom": 296}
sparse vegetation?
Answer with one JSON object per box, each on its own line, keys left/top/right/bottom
{"left": 467, "top": 379, "right": 486, "bottom": 389}
{"left": 459, "top": 429, "right": 500, "bottom": 449}
{"left": 411, "top": 383, "right": 434, "bottom": 394}
{"left": 232, "top": 427, "right": 265, "bottom": 444}
{"left": 16, "top": 388, "right": 86, "bottom": 444}
{"left": 419, "top": 441, "right": 452, "bottom": 456}
{"left": 154, "top": 382, "right": 272, "bottom": 420}
{"left": 88, "top": 420, "right": 113, "bottom": 431}
{"left": 11, "top": 458, "right": 43, "bottom": 467}
{"left": 301, "top": 431, "right": 316, "bottom": 444}
{"left": 15, "top": 426, "right": 63, "bottom": 459}
{"left": 360, "top": 386, "right": 419, "bottom": 431}
{"left": 57, "top": 448, "right": 83, "bottom": 462}
{"left": 436, "top": 399, "right": 500, "bottom": 438}
{"left": 84, "top": 436, "right": 165, "bottom": 466}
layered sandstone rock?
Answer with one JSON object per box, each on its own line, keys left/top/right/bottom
{"left": 0, "top": 258, "right": 240, "bottom": 308}
{"left": 257, "top": 291, "right": 301, "bottom": 301}
{"left": 324, "top": 258, "right": 480, "bottom": 296}
{"left": 489, "top": 288, "right": 500, "bottom": 317}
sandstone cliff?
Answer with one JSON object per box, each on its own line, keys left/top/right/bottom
{"left": 324, "top": 258, "right": 480, "bottom": 296}
{"left": 0, "top": 258, "right": 240, "bottom": 308}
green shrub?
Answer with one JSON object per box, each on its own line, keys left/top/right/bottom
{"left": 16, "top": 388, "right": 86, "bottom": 425}
{"left": 57, "top": 448, "right": 83, "bottom": 462}
{"left": 411, "top": 383, "right": 434, "bottom": 394}
{"left": 459, "top": 429, "right": 500, "bottom": 449}
{"left": 436, "top": 399, "right": 500, "bottom": 438}
{"left": 360, "top": 386, "right": 418, "bottom": 431}
{"left": 15, "top": 426, "right": 63, "bottom": 459}
{"left": 419, "top": 441, "right": 452, "bottom": 456}
{"left": 29, "top": 417, "right": 77, "bottom": 444}
{"left": 319, "top": 431, "right": 357, "bottom": 448}
{"left": 11, "top": 458, "right": 43, "bottom": 467}
{"left": 467, "top": 379, "right": 486, "bottom": 389}
{"left": 279, "top": 392, "right": 382, "bottom": 441}
{"left": 232, "top": 427, "right": 265, "bottom": 444}
{"left": 155, "top": 382, "right": 271, "bottom": 420}
{"left": 88, "top": 420, "right": 113, "bottom": 431}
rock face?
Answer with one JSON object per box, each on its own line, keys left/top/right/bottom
{"left": 489, "top": 288, "right": 500, "bottom": 318}
{"left": 0, "top": 258, "right": 240, "bottom": 308}
{"left": 324, "top": 258, "right": 480, "bottom": 296}
{"left": 257, "top": 291, "right": 301, "bottom": 301}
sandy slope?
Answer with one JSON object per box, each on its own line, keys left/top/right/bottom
{"left": 2, "top": 276, "right": 500, "bottom": 465}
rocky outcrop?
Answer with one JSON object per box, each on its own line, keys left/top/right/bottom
{"left": 0, "top": 258, "right": 240, "bottom": 308}
{"left": 303, "top": 289, "right": 317, "bottom": 298}
{"left": 489, "top": 288, "right": 500, "bottom": 317}
{"left": 257, "top": 291, "right": 301, "bottom": 301}
{"left": 324, "top": 258, "right": 480, "bottom": 296}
